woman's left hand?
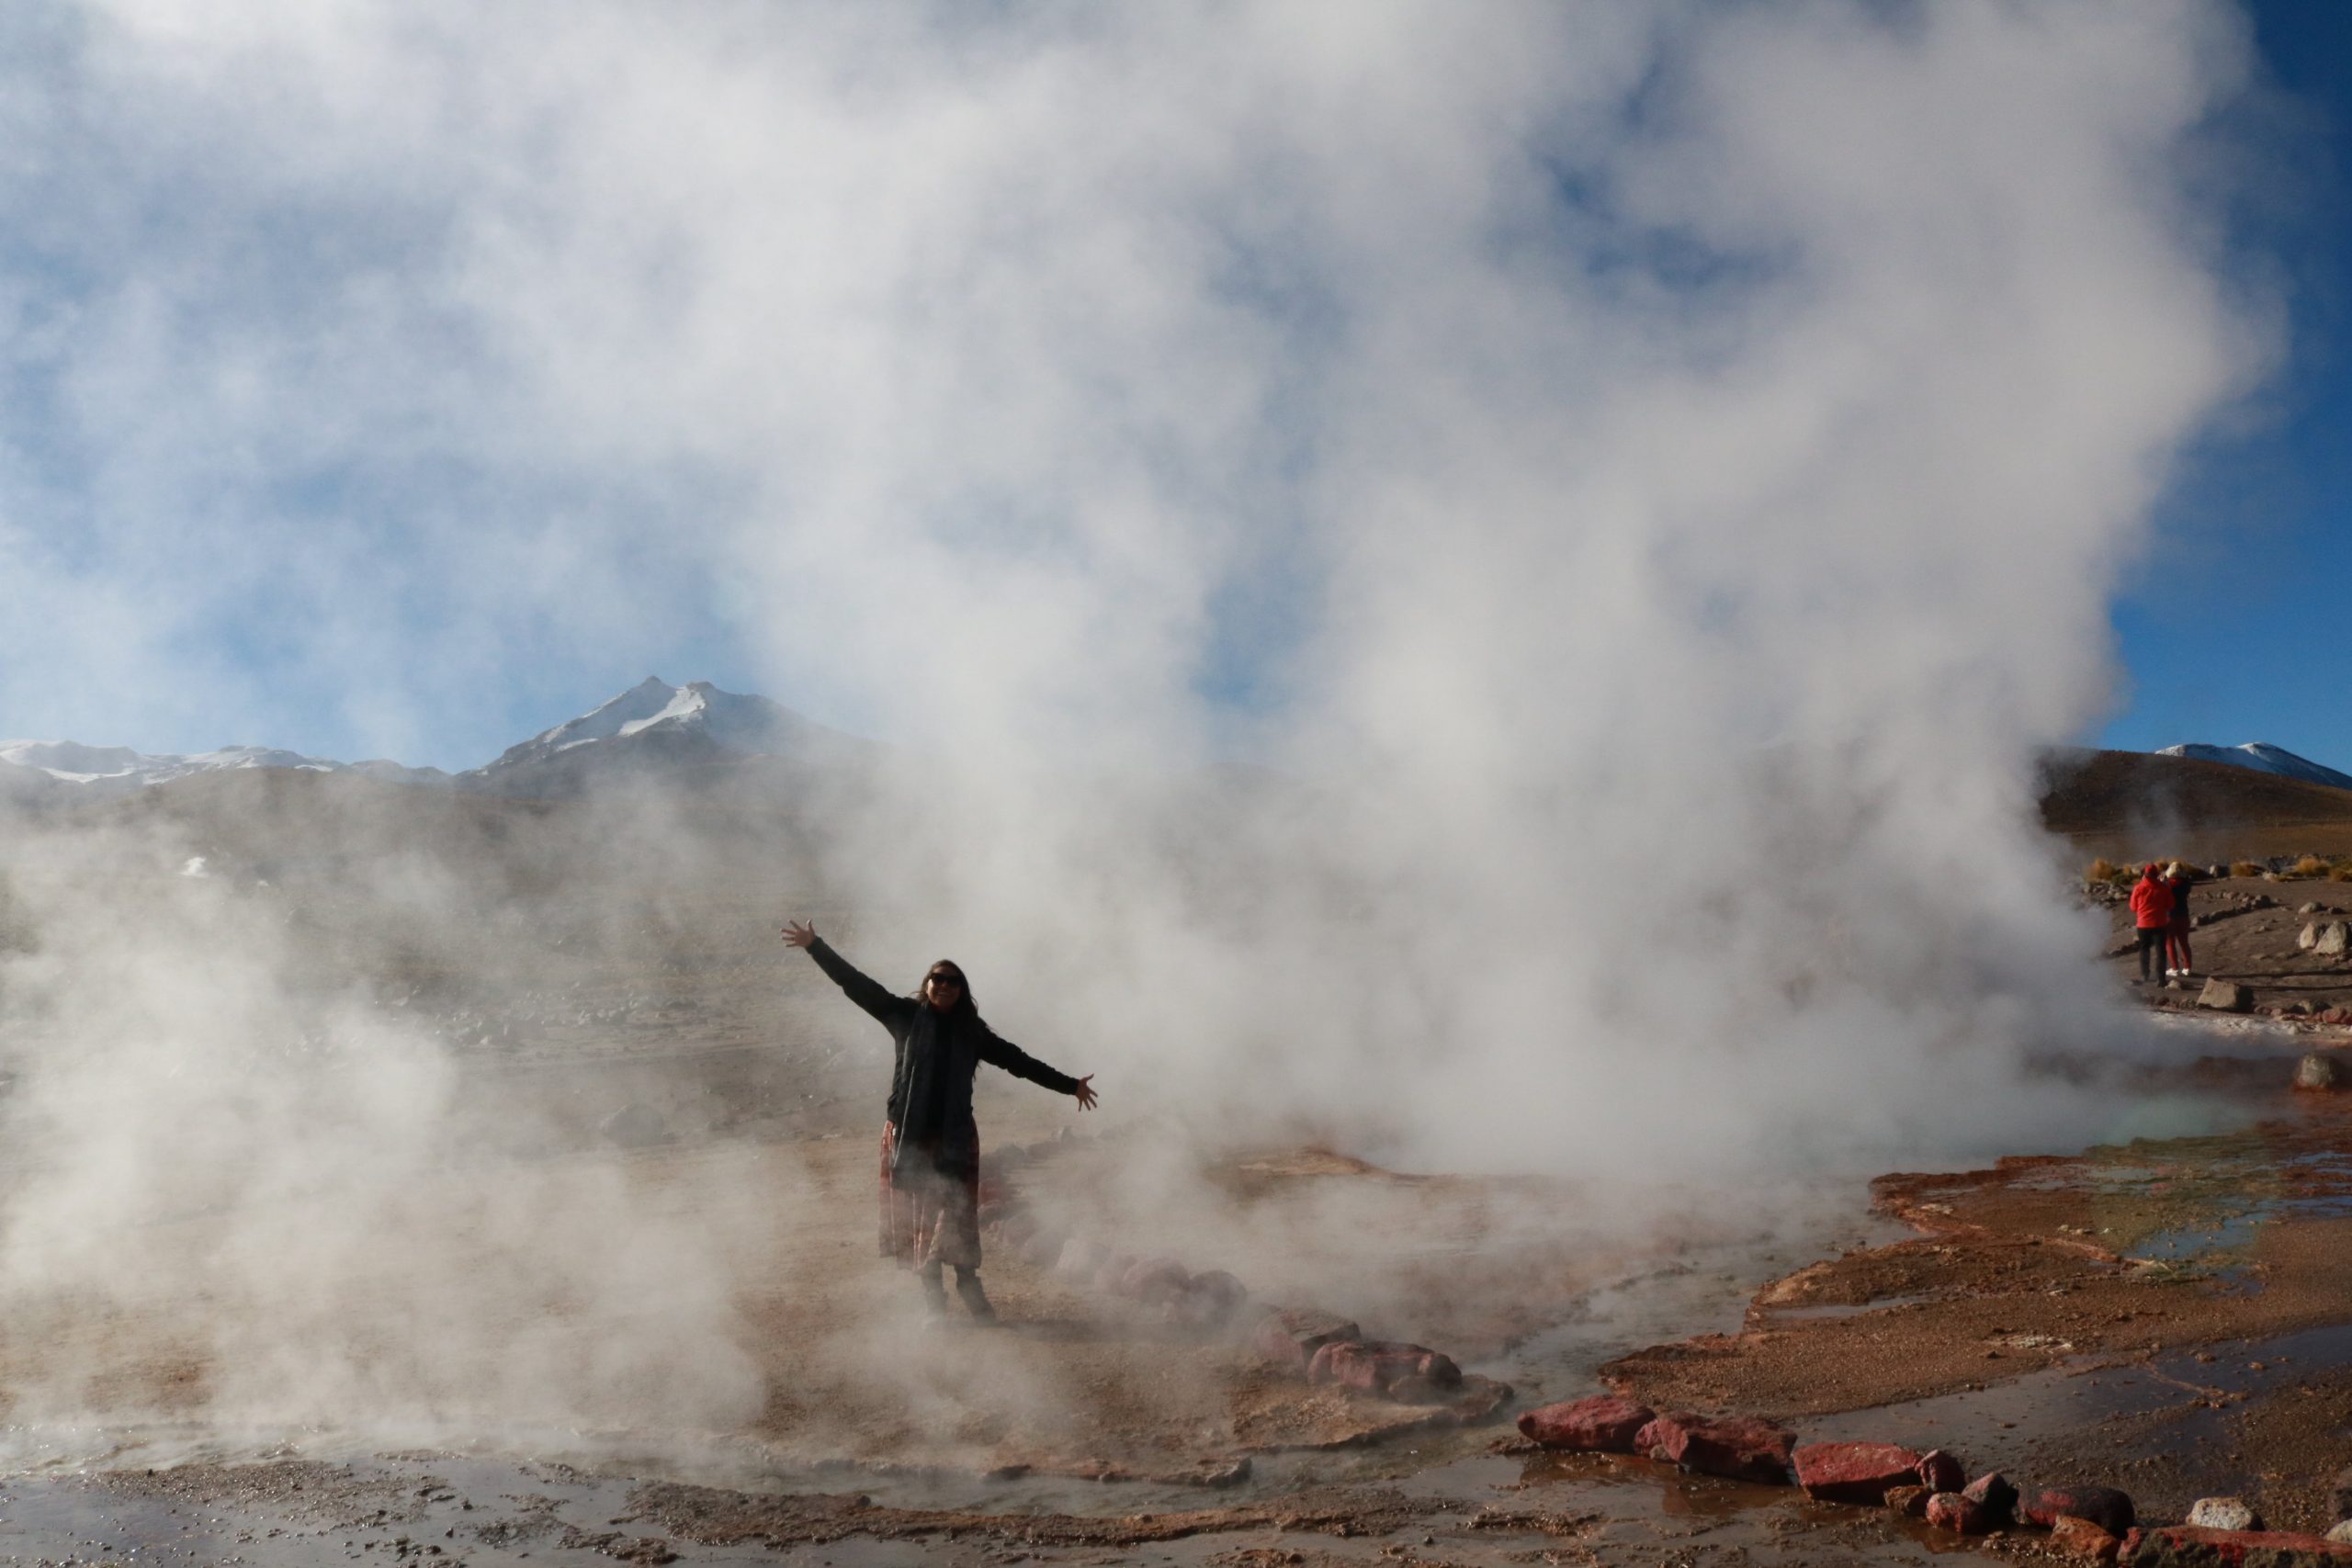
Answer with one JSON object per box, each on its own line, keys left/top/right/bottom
{"left": 1072, "top": 1075, "right": 1098, "bottom": 1111}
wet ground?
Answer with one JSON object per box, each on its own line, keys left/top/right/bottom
{"left": 8, "top": 1019, "right": 2352, "bottom": 1565}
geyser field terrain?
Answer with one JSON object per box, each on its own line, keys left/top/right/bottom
{"left": 5, "top": 695, "right": 2352, "bottom": 1565}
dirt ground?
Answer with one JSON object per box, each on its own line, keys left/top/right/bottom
{"left": 2095, "top": 874, "right": 2352, "bottom": 1014}
{"left": 13, "top": 1021, "right": 2352, "bottom": 1565}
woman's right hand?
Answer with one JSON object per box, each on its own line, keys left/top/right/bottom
{"left": 780, "top": 920, "right": 819, "bottom": 949}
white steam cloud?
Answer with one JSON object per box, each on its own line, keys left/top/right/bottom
{"left": 0, "top": 0, "right": 2280, "bottom": 1440}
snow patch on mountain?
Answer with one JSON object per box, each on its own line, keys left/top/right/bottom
{"left": 469, "top": 677, "right": 861, "bottom": 784}
{"left": 2157, "top": 742, "right": 2352, "bottom": 794}
{"left": 0, "top": 739, "right": 447, "bottom": 797}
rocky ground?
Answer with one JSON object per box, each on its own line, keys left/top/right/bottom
{"left": 2091, "top": 871, "right": 2352, "bottom": 1021}
{"left": 11, "top": 1009, "right": 2352, "bottom": 1566}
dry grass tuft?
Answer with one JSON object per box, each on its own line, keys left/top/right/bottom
{"left": 2232, "top": 860, "right": 2264, "bottom": 879}
{"left": 2086, "top": 858, "right": 2123, "bottom": 886}
{"left": 2332, "top": 862, "right": 2352, "bottom": 884}
{"left": 2292, "top": 855, "right": 2332, "bottom": 878}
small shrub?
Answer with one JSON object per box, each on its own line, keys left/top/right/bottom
{"left": 2086, "top": 858, "right": 2121, "bottom": 885}
{"left": 2332, "top": 862, "right": 2352, "bottom": 884}
{"left": 2231, "top": 860, "right": 2263, "bottom": 879}
{"left": 2292, "top": 855, "right": 2330, "bottom": 878}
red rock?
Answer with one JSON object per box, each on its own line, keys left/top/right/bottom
{"left": 1518, "top": 1395, "right": 1656, "bottom": 1452}
{"left": 1248, "top": 1308, "right": 1361, "bottom": 1375}
{"left": 1925, "top": 1491, "right": 1996, "bottom": 1535}
{"left": 1635, "top": 1412, "right": 1795, "bottom": 1484}
{"left": 1917, "top": 1449, "right": 1965, "bottom": 1492}
{"left": 2049, "top": 1515, "right": 2120, "bottom": 1563}
{"left": 1306, "top": 1339, "right": 1462, "bottom": 1398}
{"left": 2026, "top": 1486, "right": 2135, "bottom": 1536}
{"left": 1793, "top": 1441, "right": 1925, "bottom": 1504}
{"left": 2123, "top": 1525, "right": 2352, "bottom": 1564}
{"left": 1962, "top": 1471, "right": 2019, "bottom": 1522}
{"left": 1120, "top": 1257, "right": 1192, "bottom": 1303}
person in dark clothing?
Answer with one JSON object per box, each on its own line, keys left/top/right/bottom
{"left": 2129, "top": 863, "right": 2174, "bottom": 986}
{"left": 781, "top": 920, "right": 1096, "bottom": 1319}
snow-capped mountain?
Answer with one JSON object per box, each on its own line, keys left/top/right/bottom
{"left": 0, "top": 679, "right": 866, "bottom": 805}
{"left": 0, "top": 739, "right": 447, "bottom": 798}
{"left": 476, "top": 678, "right": 846, "bottom": 773}
{"left": 2157, "top": 742, "right": 2352, "bottom": 793}
{"left": 459, "top": 678, "right": 871, "bottom": 795}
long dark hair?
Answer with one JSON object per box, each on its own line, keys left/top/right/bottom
{"left": 916, "top": 959, "right": 978, "bottom": 1021}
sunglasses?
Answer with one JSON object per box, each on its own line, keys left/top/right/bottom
{"left": 927, "top": 973, "right": 965, "bottom": 988}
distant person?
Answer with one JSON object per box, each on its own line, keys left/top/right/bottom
{"left": 2163, "top": 861, "right": 2196, "bottom": 981}
{"left": 2129, "top": 863, "right": 2174, "bottom": 986}
{"left": 780, "top": 919, "right": 1097, "bottom": 1320}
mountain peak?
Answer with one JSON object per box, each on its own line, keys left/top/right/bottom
{"left": 466, "top": 678, "right": 869, "bottom": 793}
{"left": 2156, "top": 741, "right": 2352, "bottom": 794}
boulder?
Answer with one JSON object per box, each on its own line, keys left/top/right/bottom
{"left": 1249, "top": 1308, "right": 1361, "bottom": 1375}
{"left": 1518, "top": 1395, "right": 1656, "bottom": 1453}
{"left": 1917, "top": 1450, "right": 1966, "bottom": 1493}
{"left": 2297, "top": 1055, "right": 2346, "bottom": 1092}
{"left": 1634, "top": 1412, "right": 1795, "bottom": 1484}
{"left": 2331, "top": 1522, "right": 2352, "bottom": 1546}
{"left": 2124, "top": 1526, "right": 2352, "bottom": 1564}
{"left": 2027, "top": 1485, "right": 2136, "bottom": 1536}
{"left": 1883, "top": 1485, "right": 1931, "bottom": 1517}
{"left": 1793, "top": 1441, "right": 1925, "bottom": 1504}
{"left": 1963, "top": 1471, "right": 2019, "bottom": 1522}
{"left": 2050, "top": 1515, "right": 2120, "bottom": 1563}
{"left": 1924, "top": 1491, "right": 1996, "bottom": 1535}
{"left": 2185, "top": 1497, "right": 2263, "bottom": 1532}
{"left": 2303, "top": 902, "right": 2324, "bottom": 916}
{"left": 1120, "top": 1257, "right": 1192, "bottom": 1303}
{"left": 2197, "top": 978, "right": 2255, "bottom": 1013}
{"left": 2318, "top": 922, "right": 2351, "bottom": 958}
{"left": 1306, "top": 1339, "right": 1462, "bottom": 1400}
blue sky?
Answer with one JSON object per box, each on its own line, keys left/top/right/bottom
{"left": 0, "top": 3, "right": 2340, "bottom": 778}
{"left": 2100, "top": 0, "right": 2352, "bottom": 766}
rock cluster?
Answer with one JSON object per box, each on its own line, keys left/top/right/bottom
{"left": 2300, "top": 920, "right": 2351, "bottom": 957}
{"left": 1510, "top": 1404, "right": 2217, "bottom": 1553}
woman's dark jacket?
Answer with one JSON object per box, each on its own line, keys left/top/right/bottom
{"left": 806, "top": 937, "right": 1080, "bottom": 1180}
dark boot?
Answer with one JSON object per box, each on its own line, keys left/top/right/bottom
{"left": 954, "top": 1267, "right": 997, "bottom": 1323}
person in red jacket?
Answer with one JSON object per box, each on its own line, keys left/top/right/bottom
{"left": 2130, "top": 863, "right": 2175, "bottom": 985}
{"left": 2163, "top": 861, "right": 2196, "bottom": 981}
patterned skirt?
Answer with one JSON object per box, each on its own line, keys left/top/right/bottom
{"left": 878, "top": 1120, "right": 981, "bottom": 1269}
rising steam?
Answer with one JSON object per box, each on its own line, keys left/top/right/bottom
{"left": 0, "top": 0, "right": 2278, "bottom": 1439}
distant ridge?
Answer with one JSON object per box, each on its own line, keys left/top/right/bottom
{"left": 2156, "top": 742, "right": 2352, "bottom": 794}
{"left": 0, "top": 678, "right": 868, "bottom": 805}
{"left": 0, "top": 738, "right": 448, "bottom": 798}
{"left": 2041, "top": 746, "right": 2352, "bottom": 860}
